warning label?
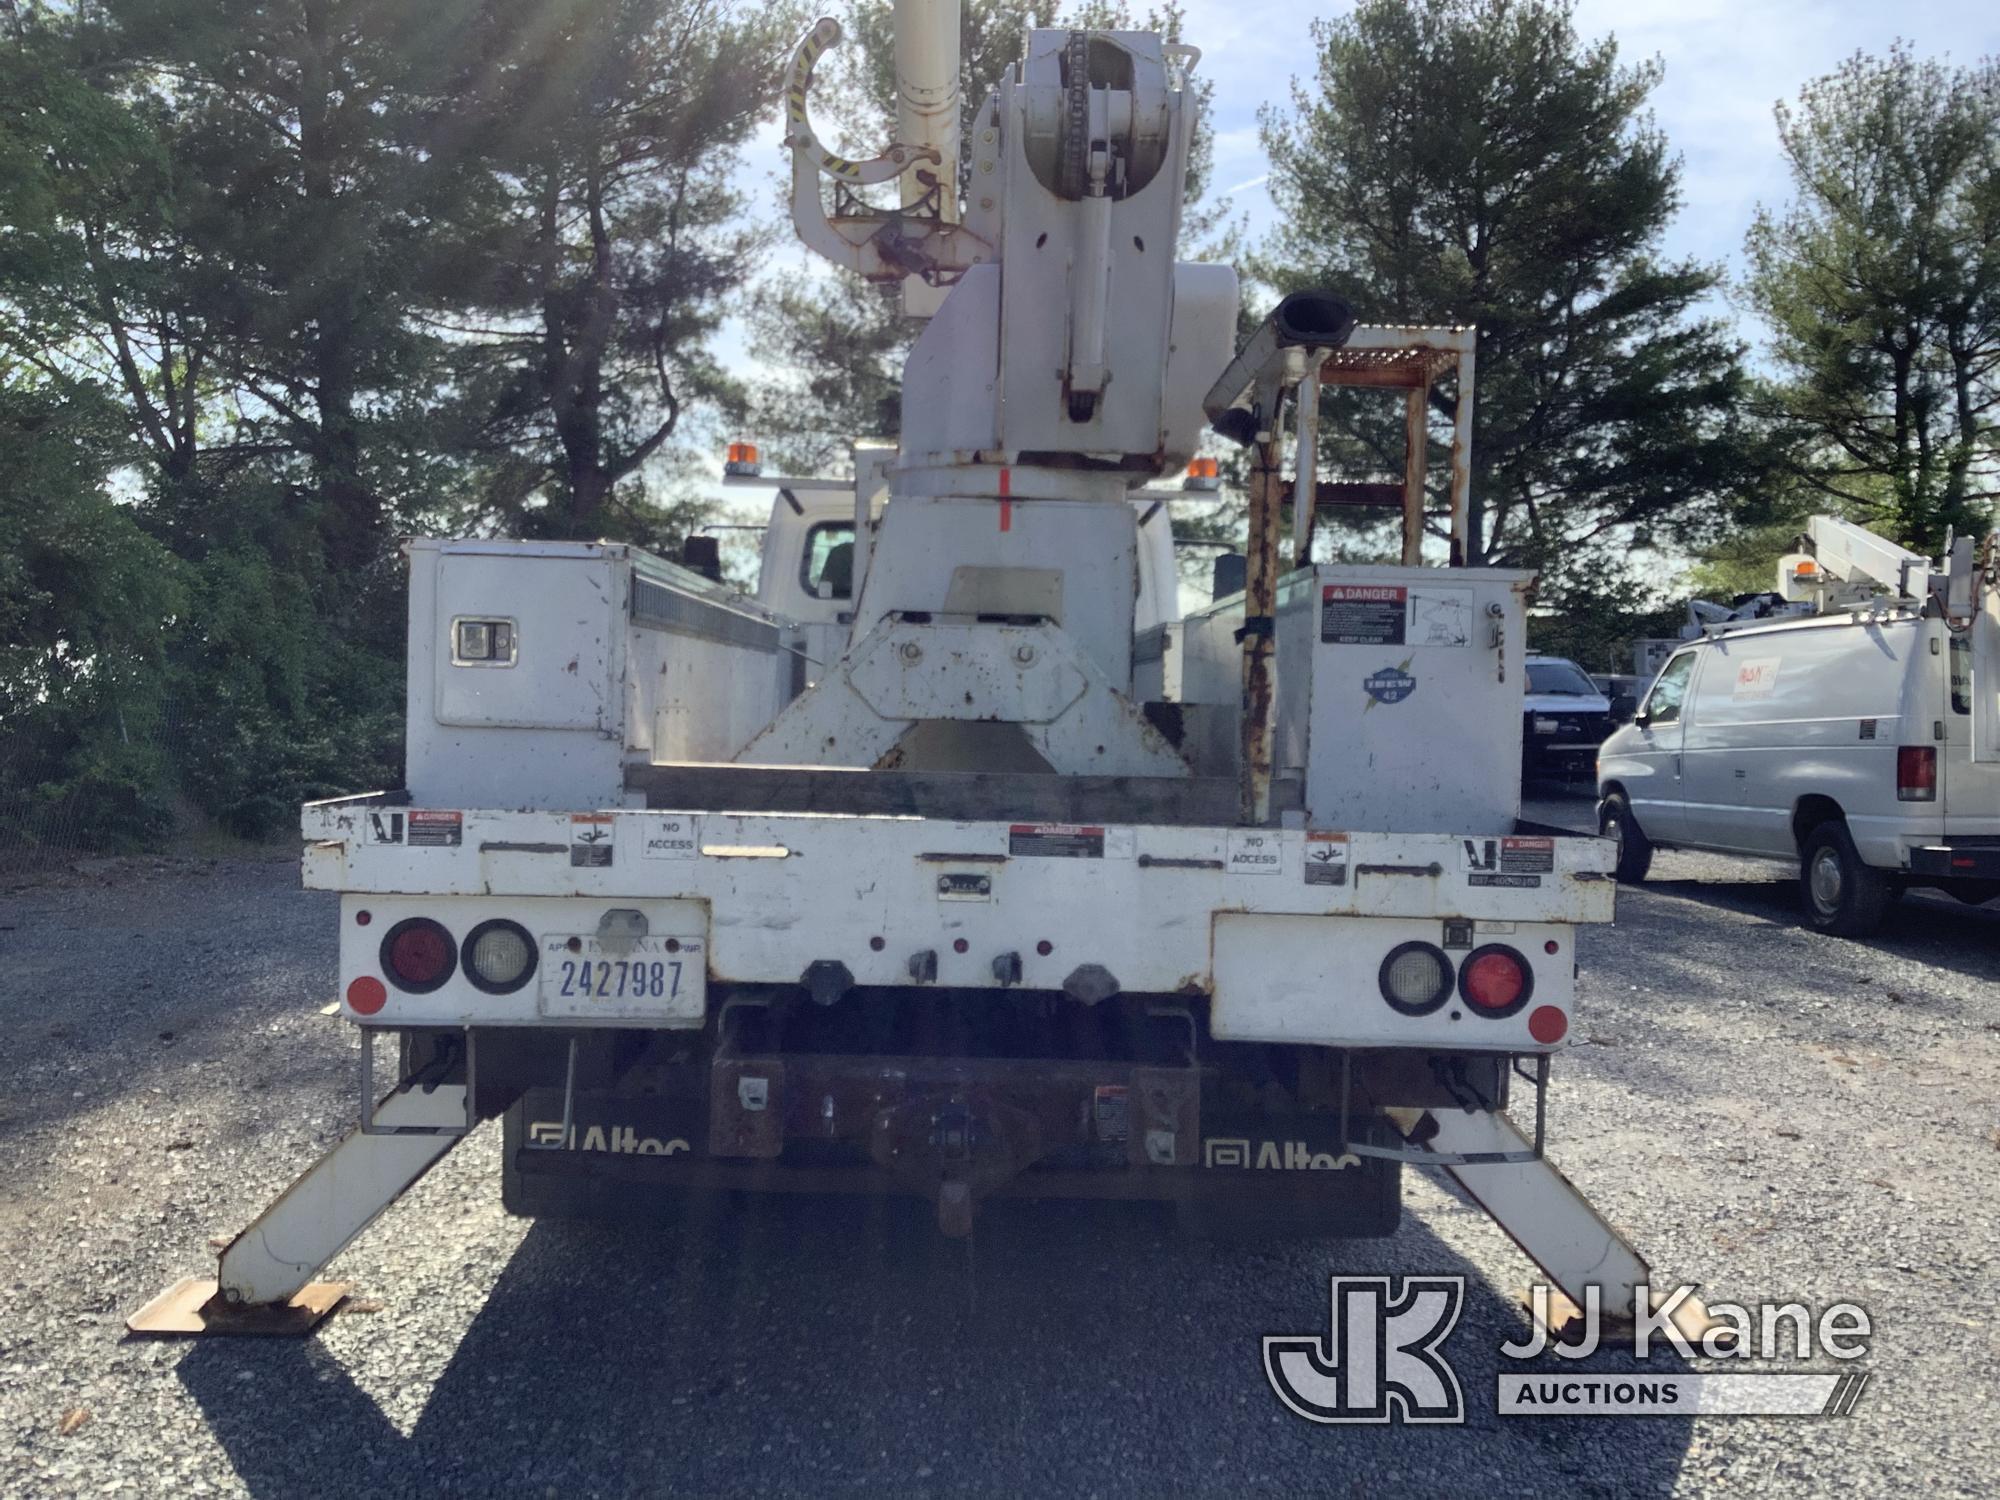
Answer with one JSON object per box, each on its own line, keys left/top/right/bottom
{"left": 1460, "top": 835, "right": 1554, "bottom": 887}
{"left": 640, "top": 815, "right": 697, "bottom": 860}
{"left": 407, "top": 809, "right": 463, "bottom": 848}
{"left": 1321, "top": 584, "right": 1407, "bottom": 645}
{"left": 1227, "top": 829, "right": 1283, "bottom": 876}
{"left": 1303, "top": 831, "right": 1349, "bottom": 886}
{"left": 1093, "top": 1085, "right": 1129, "bottom": 1144}
{"left": 570, "top": 813, "right": 616, "bottom": 867}
{"left": 1009, "top": 823, "right": 1105, "bottom": 859}
{"left": 363, "top": 810, "right": 405, "bottom": 845}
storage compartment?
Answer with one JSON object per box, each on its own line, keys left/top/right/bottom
{"left": 1274, "top": 564, "right": 1529, "bottom": 834}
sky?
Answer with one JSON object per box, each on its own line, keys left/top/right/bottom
{"left": 1186, "top": 0, "right": 1998, "bottom": 287}
{"left": 706, "top": 0, "right": 1997, "bottom": 495}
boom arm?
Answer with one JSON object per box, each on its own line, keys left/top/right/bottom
{"left": 785, "top": 4, "right": 987, "bottom": 316}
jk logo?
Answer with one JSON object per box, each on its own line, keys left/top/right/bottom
{"left": 1463, "top": 838, "right": 1498, "bottom": 872}
{"left": 367, "top": 812, "right": 406, "bottom": 845}
{"left": 1264, "top": 1276, "right": 1465, "bottom": 1424}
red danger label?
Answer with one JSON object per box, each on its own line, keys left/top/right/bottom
{"left": 1321, "top": 584, "right": 1408, "bottom": 645}
{"left": 1009, "top": 823, "right": 1106, "bottom": 858}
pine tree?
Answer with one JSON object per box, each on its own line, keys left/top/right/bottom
{"left": 1746, "top": 45, "right": 2000, "bottom": 551}
{"left": 1259, "top": 0, "right": 1757, "bottom": 571}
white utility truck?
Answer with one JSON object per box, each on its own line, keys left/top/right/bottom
{"left": 1598, "top": 515, "right": 2000, "bottom": 935}
{"left": 135, "top": 0, "right": 1701, "bottom": 1339}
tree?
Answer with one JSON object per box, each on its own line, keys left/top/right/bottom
{"left": 1746, "top": 45, "right": 2000, "bottom": 551}
{"left": 417, "top": 0, "right": 789, "bottom": 541}
{"left": 0, "top": 374, "right": 184, "bottom": 851}
{"left": 1258, "top": 0, "right": 1757, "bottom": 570}
{"left": 99, "top": 0, "right": 468, "bottom": 571}
{"left": 747, "top": 0, "right": 1230, "bottom": 472}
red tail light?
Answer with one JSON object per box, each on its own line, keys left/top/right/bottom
{"left": 381, "top": 917, "right": 457, "bottom": 993}
{"left": 1459, "top": 945, "right": 1533, "bottom": 1018}
{"left": 1896, "top": 745, "right": 1936, "bottom": 802}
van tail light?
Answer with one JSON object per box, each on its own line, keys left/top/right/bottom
{"left": 1897, "top": 745, "right": 1936, "bottom": 802}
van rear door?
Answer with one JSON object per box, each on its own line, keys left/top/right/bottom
{"left": 1943, "top": 626, "right": 2000, "bottom": 843}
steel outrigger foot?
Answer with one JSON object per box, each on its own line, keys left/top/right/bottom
{"left": 128, "top": 1080, "right": 470, "bottom": 1337}
{"left": 1387, "top": 1105, "right": 1731, "bottom": 1348}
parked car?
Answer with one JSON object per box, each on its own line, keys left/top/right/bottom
{"left": 1522, "top": 656, "right": 1615, "bottom": 780}
{"left": 1595, "top": 609, "right": 2000, "bottom": 935}
{"left": 1590, "top": 672, "right": 1644, "bottom": 725}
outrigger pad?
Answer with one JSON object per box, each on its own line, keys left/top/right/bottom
{"left": 126, "top": 1277, "right": 349, "bottom": 1337}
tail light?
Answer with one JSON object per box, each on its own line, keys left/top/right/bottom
{"left": 1459, "top": 945, "right": 1533, "bottom": 1018}
{"left": 381, "top": 917, "right": 456, "bottom": 993}
{"left": 1378, "top": 942, "right": 1453, "bottom": 1015}
{"left": 463, "top": 919, "right": 537, "bottom": 994}
{"left": 1896, "top": 745, "right": 1936, "bottom": 802}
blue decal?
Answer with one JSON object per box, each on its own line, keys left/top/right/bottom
{"left": 1364, "top": 666, "right": 1416, "bottom": 705}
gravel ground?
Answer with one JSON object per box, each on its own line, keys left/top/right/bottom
{"left": 1, "top": 805, "right": 1996, "bottom": 1498}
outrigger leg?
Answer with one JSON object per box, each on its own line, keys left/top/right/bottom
{"left": 1388, "top": 1106, "right": 1722, "bottom": 1344}
{"left": 129, "top": 1057, "right": 470, "bottom": 1336}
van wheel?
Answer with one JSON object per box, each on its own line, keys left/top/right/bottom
{"left": 1598, "top": 794, "right": 1652, "bottom": 883}
{"left": 1800, "top": 822, "right": 1892, "bottom": 936}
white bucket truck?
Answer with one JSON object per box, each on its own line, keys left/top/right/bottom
{"left": 134, "top": 0, "right": 1704, "bottom": 1343}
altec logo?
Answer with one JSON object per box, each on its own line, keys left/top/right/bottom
{"left": 1264, "top": 1277, "right": 1466, "bottom": 1424}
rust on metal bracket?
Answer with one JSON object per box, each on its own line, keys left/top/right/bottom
{"left": 126, "top": 1278, "right": 350, "bottom": 1338}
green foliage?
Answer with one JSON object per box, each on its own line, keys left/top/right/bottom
{"left": 0, "top": 379, "right": 183, "bottom": 850}
{"left": 0, "top": 0, "right": 775, "bottom": 854}
{"left": 414, "top": 0, "right": 793, "bottom": 536}
{"left": 1524, "top": 554, "right": 1681, "bottom": 676}
{"left": 1258, "top": 0, "right": 1762, "bottom": 570}
{"left": 166, "top": 547, "right": 406, "bottom": 837}
{"left": 1745, "top": 45, "right": 2000, "bottom": 552}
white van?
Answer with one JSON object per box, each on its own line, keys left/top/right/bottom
{"left": 1595, "top": 608, "right": 2000, "bottom": 935}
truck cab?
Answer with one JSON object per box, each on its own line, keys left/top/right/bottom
{"left": 729, "top": 449, "right": 1188, "bottom": 693}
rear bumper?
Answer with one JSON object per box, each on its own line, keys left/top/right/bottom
{"left": 1909, "top": 845, "right": 2000, "bottom": 880}
{"left": 500, "top": 1085, "right": 1406, "bottom": 1233}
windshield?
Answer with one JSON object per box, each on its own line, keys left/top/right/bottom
{"left": 1527, "top": 660, "right": 1599, "bottom": 696}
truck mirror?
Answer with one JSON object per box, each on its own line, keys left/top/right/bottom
{"left": 681, "top": 534, "right": 723, "bottom": 582}
{"left": 1212, "top": 551, "right": 1248, "bottom": 599}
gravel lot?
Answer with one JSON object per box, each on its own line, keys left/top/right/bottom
{"left": 2, "top": 800, "right": 1996, "bottom": 1498}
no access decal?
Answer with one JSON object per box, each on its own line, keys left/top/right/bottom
{"left": 640, "top": 815, "right": 697, "bottom": 860}
{"left": 1227, "top": 829, "right": 1284, "bottom": 875}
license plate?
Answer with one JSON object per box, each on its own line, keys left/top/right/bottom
{"left": 1533, "top": 716, "right": 1559, "bottom": 734}
{"left": 538, "top": 935, "right": 705, "bottom": 1020}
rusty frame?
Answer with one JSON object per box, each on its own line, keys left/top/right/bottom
{"left": 1311, "top": 324, "right": 1476, "bottom": 567}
